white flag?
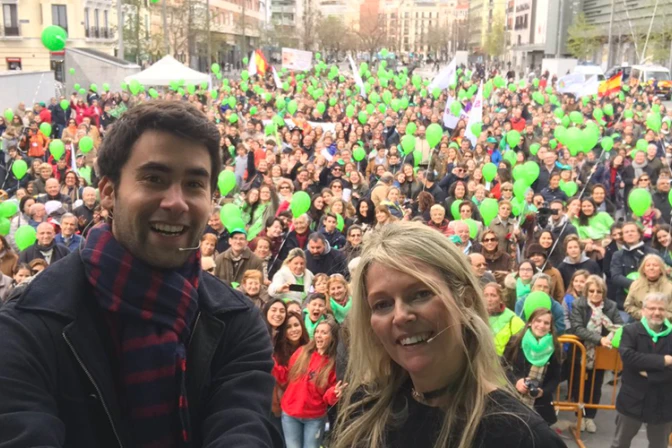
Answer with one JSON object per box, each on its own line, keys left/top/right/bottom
{"left": 247, "top": 51, "right": 257, "bottom": 76}
{"left": 348, "top": 55, "right": 367, "bottom": 99}
{"left": 272, "top": 67, "right": 283, "bottom": 89}
{"left": 442, "top": 95, "right": 468, "bottom": 129}
{"left": 464, "top": 82, "right": 484, "bottom": 146}
{"left": 429, "top": 57, "right": 457, "bottom": 91}
{"left": 576, "top": 75, "right": 600, "bottom": 98}
{"left": 556, "top": 73, "right": 585, "bottom": 94}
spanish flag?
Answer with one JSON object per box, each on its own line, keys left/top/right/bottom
{"left": 598, "top": 72, "right": 622, "bottom": 97}
{"left": 247, "top": 49, "right": 269, "bottom": 76}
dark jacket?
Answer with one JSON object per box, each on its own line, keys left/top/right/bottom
{"left": 19, "top": 242, "right": 71, "bottom": 265}
{"left": 320, "top": 229, "right": 346, "bottom": 250}
{"left": 0, "top": 252, "right": 281, "bottom": 448}
{"left": 653, "top": 190, "right": 672, "bottom": 224}
{"left": 204, "top": 225, "right": 230, "bottom": 254}
{"left": 36, "top": 192, "right": 73, "bottom": 211}
{"left": 557, "top": 255, "right": 602, "bottom": 289}
{"left": 569, "top": 297, "right": 623, "bottom": 346}
{"left": 306, "top": 244, "right": 349, "bottom": 279}
{"left": 214, "top": 247, "right": 264, "bottom": 285}
{"left": 616, "top": 321, "right": 672, "bottom": 424}
{"left": 609, "top": 243, "right": 659, "bottom": 309}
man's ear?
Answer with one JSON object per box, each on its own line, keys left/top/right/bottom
{"left": 98, "top": 176, "right": 116, "bottom": 212}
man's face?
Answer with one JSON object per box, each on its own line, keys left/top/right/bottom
{"left": 45, "top": 179, "right": 60, "bottom": 196}
{"left": 455, "top": 223, "right": 470, "bottom": 243}
{"left": 550, "top": 203, "right": 564, "bottom": 220}
{"left": 229, "top": 233, "right": 247, "bottom": 253}
{"left": 470, "top": 254, "right": 487, "bottom": 277}
{"left": 658, "top": 178, "right": 671, "bottom": 193}
{"left": 83, "top": 189, "right": 97, "bottom": 207}
{"left": 622, "top": 224, "right": 640, "bottom": 245}
{"left": 41, "top": 167, "right": 52, "bottom": 180}
{"left": 324, "top": 216, "right": 336, "bottom": 232}
{"left": 208, "top": 212, "right": 223, "bottom": 231}
{"left": 61, "top": 217, "right": 77, "bottom": 237}
{"left": 642, "top": 299, "right": 667, "bottom": 327}
{"left": 36, "top": 224, "right": 55, "bottom": 246}
{"left": 544, "top": 152, "right": 556, "bottom": 166}
{"left": 308, "top": 239, "right": 325, "bottom": 257}
{"left": 532, "top": 279, "right": 550, "bottom": 294}
{"left": 293, "top": 216, "right": 308, "bottom": 234}
{"left": 549, "top": 175, "right": 560, "bottom": 189}
{"left": 430, "top": 207, "right": 445, "bottom": 224}
{"left": 347, "top": 229, "right": 362, "bottom": 246}
{"left": 100, "top": 130, "right": 212, "bottom": 269}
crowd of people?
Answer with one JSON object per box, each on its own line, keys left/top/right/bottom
{"left": 1, "top": 54, "right": 672, "bottom": 447}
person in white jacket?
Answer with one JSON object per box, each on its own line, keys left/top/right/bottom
{"left": 268, "top": 248, "right": 314, "bottom": 304}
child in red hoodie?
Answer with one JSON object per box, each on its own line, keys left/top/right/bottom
{"left": 273, "top": 318, "right": 346, "bottom": 448}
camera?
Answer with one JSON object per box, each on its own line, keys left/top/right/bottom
{"left": 524, "top": 378, "right": 541, "bottom": 398}
{"left": 536, "top": 207, "right": 558, "bottom": 229}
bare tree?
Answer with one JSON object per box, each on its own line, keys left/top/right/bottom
{"left": 317, "top": 16, "right": 347, "bottom": 52}
{"left": 356, "top": 14, "right": 388, "bottom": 58}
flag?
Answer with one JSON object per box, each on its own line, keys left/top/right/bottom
{"left": 442, "top": 94, "right": 468, "bottom": 128}
{"left": 272, "top": 67, "right": 283, "bottom": 89}
{"left": 556, "top": 73, "right": 585, "bottom": 94}
{"left": 598, "top": 72, "right": 622, "bottom": 97}
{"left": 69, "top": 143, "right": 77, "bottom": 174}
{"left": 464, "top": 82, "right": 483, "bottom": 145}
{"left": 429, "top": 57, "right": 457, "bottom": 91}
{"left": 248, "top": 49, "right": 269, "bottom": 77}
{"left": 349, "top": 55, "right": 367, "bottom": 99}
{"left": 576, "top": 75, "right": 600, "bottom": 99}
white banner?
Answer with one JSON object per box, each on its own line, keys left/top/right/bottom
{"left": 442, "top": 95, "right": 468, "bottom": 129}
{"left": 349, "top": 55, "right": 367, "bottom": 99}
{"left": 576, "top": 75, "right": 600, "bottom": 98}
{"left": 272, "top": 67, "right": 283, "bottom": 89}
{"left": 464, "top": 82, "right": 483, "bottom": 146}
{"left": 281, "top": 48, "right": 313, "bottom": 71}
{"left": 429, "top": 57, "right": 457, "bottom": 91}
{"left": 556, "top": 73, "right": 586, "bottom": 95}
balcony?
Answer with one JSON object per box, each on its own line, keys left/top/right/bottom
{"left": 1, "top": 25, "right": 20, "bottom": 37}
{"left": 85, "top": 26, "right": 113, "bottom": 40}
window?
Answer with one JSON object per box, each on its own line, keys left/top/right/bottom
{"left": 2, "top": 4, "right": 19, "bottom": 36}
{"left": 52, "top": 5, "right": 67, "bottom": 32}
{"left": 104, "top": 10, "right": 109, "bottom": 37}
{"left": 94, "top": 9, "right": 99, "bottom": 30}
{"left": 84, "top": 7, "right": 89, "bottom": 29}
{"left": 145, "top": 14, "right": 149, "bottom": 39}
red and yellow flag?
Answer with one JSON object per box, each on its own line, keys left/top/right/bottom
{"left": 253, "top": 49, "right": 269, "bottom": 75}
{"left": 598, "top": 72, "right": 622, "bottom": 97}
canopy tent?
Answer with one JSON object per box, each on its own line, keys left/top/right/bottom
{"left": 124, "top": 55, "right": 210, "bottom": 86}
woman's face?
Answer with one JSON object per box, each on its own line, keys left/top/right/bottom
{"left": 200, "top": 239, "right": 215, "bottom": 256}
{"left": 566, "top": 240, "right": 581, "bottom": 259}
{"left": 329, "top": 281, "right": 347, "bottom": 301}
{"left": 248, "top": 189, "right": 259, "bottom": 203}
{"left": 267, "top": 302, "right": 287, "bottom": 328}
{"left": 644, "top": 259, "right": 662, "bottom": 281}
{"left": 366, "top": 262, "right": 463, "bottom": 385}
{"left": 23, "top": 199, "right": 35, "bottom": 214}
{"left": 581, "top": 200, "right": 595, "bottom": 217}
{"left": 482, "top": 233, "right": 498, "bottom": 251}
{"left": 331, "top": 201, "right": 343, "bottom": 215}
{"left": 350, "top": 171, "right": 360, "bottom": 184}
{"left": 586, "top": 283, "right": 604, "bottom": 305}
{"left": 376, "top": 210, "right": 388, "bottom": 223}
{"left": 499, "top": 203, "right": 511, "bottom": 219}
{"left": 271, "top": 165, "right": 282, "bottom": 177}
{"left": 267, "top": 220, "right": 283, "bottom": 238}
{"left": 568, "top": 199, "right": 580, "bottom": 216}
{"left": 286, "top": 316, "right": 303, "bottom": 343}
{"left": 376, "top": 165, "right": 385, "bottom": 176}
{"left": 244, "top": 278, "right": 261, "bottom": 296}
{"left": 359, "top": 200, "right": 369, "bottom": 216}
{"left": 254, "top": 240, "right": 270, "bottom": 258}
{"left": 572, "top": 275, "right": 587, "bottom": 295}
{"left": 592, "top": 187, "right": 605, "bottom": 203}
{"left": 483, "top": 285, "right": 502, "bottom": 315}
{"left": 288, "top": 256, "right": 305, "bottom": 276}
{"left": 539, "top": 232, "right": 553, "bottom": 249}
{"left": 65, "top": 173, "right": 77, "bottom": 186}
{"left": 455, "top": 184, "right": 465, "bottom": 198}
{"left": 314, "top": 196, "right": 324, "bottom": 210}
{"left": 314, "top": 322, "right": 332, "bottom": 352}
{"left": 519, "top": 262, "right": 534, "bottom": 281}
{"left": 388, "top": 189, "right": 400, "bottom": 202}
{"left": 530, "top": 313, "right": 552, "bottom": 338}
{"left": 459, "top": 205, "right": 472, "bottom": 220}
{"left": 260, "top": 187, "right": 271, "bottom": 202}
{"left": 656, "top": 230, "right": 671, "bottom": 248}
{"left": 13, "top": 268, "right": 31, "bottom": 284}
{"left": 403, "top": 165, "right": 413, "bottom": 177}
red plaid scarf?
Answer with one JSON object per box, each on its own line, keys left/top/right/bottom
{"left": 81, "top": 224, "right": 200, "bottom": 448}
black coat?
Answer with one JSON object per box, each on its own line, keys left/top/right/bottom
{"left": 0, "top": 252, "right": 281, "bottom": 448}
{"left": 617, "top": 322, "right": 672, "bottom": 424}
{"left": 557, "top": 257, "right": 602, "bottom": 289}
{"left": 653, "top": 190, "right": 672, "bottom": 224}
{"left": 19, "top": 242, "right": 71, "bottom": 265}
{"left": 306, "top": 246, "right": 349, "bottom": 279}
{"left": 609, "top": 244, "right": 659, "bottom": 309}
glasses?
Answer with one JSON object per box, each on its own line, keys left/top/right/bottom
{"left": 332, "top": 185, "right": 343, "bottom": 190}
{"left": 587, "top": 289, "right": 603, "bottom": 294}
{"left": 502, "top": 188, "right": 512, "bottom": 192}
{"left": 640, "top": 178, "right": 650, "bottom": 182}
{"left": 519, "top": 267, "right": 534, "bottom": 272}
{"left": 280, "top": 186, "right": 291, "bottom": 190}
{"left": 332, "top": 168, "right": 342, "bottom": 171}
{"left": 482, "top": 237, "right": 497, "bottom": 243}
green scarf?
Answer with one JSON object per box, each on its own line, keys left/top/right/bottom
{"left": 330, "top": 296, "right": 352, "bottom": 323}
{"left": 516, "top": 277, "right": 531, "bottom": 300}
{"left": 303, "top": 310, "right": 325, "bottom": 339}
{"left": 521, "top": 329, "right": 555, "bottom": 367}
{"left": 641, "top": 317, "right": 672, "bottom": 343}
{"left": 489, "top": 308, "right": 516, "bottom": 336}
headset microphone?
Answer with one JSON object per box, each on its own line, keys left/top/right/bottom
{"left": 426, "top": 325, "right": 453, "bottom": 343}
{"left": 178, "top": 245, "right": 201, "bottom": 251}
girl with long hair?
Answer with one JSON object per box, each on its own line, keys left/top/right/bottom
{"left": 274, "top": 318, "right": 344, "bottom": 448}
{"left": 562, "top": 269, "right": 589, "bottom": 331}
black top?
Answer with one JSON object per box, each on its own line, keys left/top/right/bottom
{"left": 380, "top": 380, "right": 567, "bottom": 448}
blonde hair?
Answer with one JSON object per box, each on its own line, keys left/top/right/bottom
{"left": 282, "top": 248, "right": 306, "bottom": 266}
{"left": 583, "top": 274, "right": 606, "bottom": 297}
{"left": 326, "top": 274, "right": 350, "bottom": 313}
{"left": 637, "top": 253, "right": 666, "bottom": 278}
{"left": 333, "top": 222, "right": 510, "bottom": 448}
{"left": 241, "top": 269, "right": 263, "bottom": 284}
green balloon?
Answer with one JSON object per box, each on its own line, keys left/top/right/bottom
{"left": 73, "top": 83, "right": 81, "bottom": 91}
{"left": 0, "top": 217, "right": 9, "bottom": 236}
{"left": 353, "top": 146, "right": 366, "bottom": 162}
{"left": 470, "top": 122, "right": 482, "bottom": 138}
{"left": 317, "top": 102, "right": 326, "bottom": 114}
{"left": 39, "top": 122, "right": 52, "bottom": 136}
{"left": 628, "top": 188, "right": 652, "bottom": 217}
{"left": 523, "top": 291, "right": 552, "bottom": 320}
{"left": 450, "top": 101, "right": 462, "bottom": 116}
{"left": 229, "top": 113, "right": 239, "bottom": 124}
{"left": 503, "top": 150, "right": 517, "bottom": 166}
{"left": 569, "top": 111, "right": 583, "bottom": 125}
{"left": 512, "top": 164, "right": 526, "bottom": 182}
{"left": 89, "top": 83, "right": 98, "bottom": 93}
{"left": 560, "top": 180, "right": 578, "bottom": 197}
{"left": 149, "top": 88, "right": 159, "bottom": 98}
{"left": 15, "top": 225, "right": 37, "bottom": 251}
{"left": 506, "top": 130, "right": 521, "bottom": 148}
{"left": 211, "top": 63, "right": 221, "bottom": 74}
{"left": 219, "top": 203, "right": 243, "bottom": 231}
{"left": 249, "top": 106, "right": 258, "bottom": 115}
{"left": 49, "top": 139, "right": 65, "bottom": 160}
{"left": 11, "top": 160, "right": 28, "bottom": 180}
{"left": 529, "top": 143, "right": 541, "bottom": 155}
{"left": 479, "top": 198, "right": 499, "bottom": 226}
{"left": 450, "top": 199, "right": 462, "bottom": 220}
{"left": 60, "top": 99, "right": 69, "bottom": 110}
{"left": 358, "top": 111, "right": 368, "bottom": 125}
{"left": 426, "top": 123, "right": 443, "bottom": 148}
{"left": 523, "top": 161, "right": 540, "bottom": 184}
{"left": 406, "top": 122, "right": 417, "bottom": 136}
{"left": 217, "top": 170, "right": 236, "bottom": 196}
{"left": 401, "top": 135, "right": 415, "bottom": 154}
{"left": 4, "top": 108, "right": 13, "bottom": 122}
{"left": 290, "top": 191, "right": 311, "bottom": 218}
{"left": 0, "top": 201, "right": 18, "bottom": 219}
{"left": 41, "top": 25, "right": 67, "bottom": 52}
{"left": 636, "top": 139, "right": 648, "bottom": 152}
{"left": 79, "top": 136, "right": 94, "bottom": 153}
{"left": 287, "top": 100, "right": 298, "bottom": 115}
{"left": 603, "top": 104, "right": 614, "bottom": 116}
{"left": 646, "top": 112, "right": 662, "bottom": 133}
{"left": 513, "top": 179, "right": 529, "bottom": 200}
{"left": 482, "top": 163, "right": 497, "bottom": 182}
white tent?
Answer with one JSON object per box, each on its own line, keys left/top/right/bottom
{"left": 124, "top": 55, "right": 210, "bottom": 86}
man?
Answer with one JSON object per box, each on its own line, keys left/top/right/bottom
{"left": 341, "top": 224, "right": 363, "bottom": 262}
{"left": 450, "top": 220, "right": 474, "bottom": 255}
{"left": 418, "top": 171, "right": 447, "bottom": 203}
{"left": 18, "top": 221, "right": 70, "bottom": 265}
{"left": 320, "top": 213, "right": 346, "bottom": 249}
{"left": 37, "top": 178, "right": 73, "bottom": 211}
{"left": 54, "top": 213, "right": 83, "bottom": 252}
{"left": 214, "top": 228, "right": 263, "bottom": 285}
{"left": 488, "top": 200, "right": 519, "bottom": 256}
{"left": 612, "top": 292, "right": 672, "bottom": 448}
{"left": 382, "top": 116, "right": 400, "bottom": 149}
{"left": 545, "top": 199, "right": 578, "bottom": 245}
{"left": 540, "top": 173, "right": 568, "bottom": 204}
{"left": 371, "top": 172, "right": 394, "bottom": 206}
{"left": 469, "top": 253, "right": 496, "bottom": 287}
{"left": 73, "top": 186, "right": 98, "bottom": 233}
{"left": 533, "top": 151, "right": 559, "bottom": 193}
{"left": 652, "top": 176, "right": 672, "bottom": 223}
{"left": 280, "top": 214, "right": 311, "bottom": 260}
{"left": 0, "top": 101, "right": 280, "bottom": 447}
{"left": 33, "top": 163, "right": 53, "bottom": 195}
{"left": 305, "top": 232, "right": 349, "bottom": 278}
{"left": 204, "top": 206, "right": 230, "bottom": 253}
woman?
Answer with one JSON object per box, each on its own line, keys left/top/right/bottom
{"left": 569, "top": 275, "right": 623, "bottom": 433}
{"left": 8, "top": 196, "right": 35, "bottom": 252}
{"left": 59, "top": 171, "right": 79, "bottom": 204}
{"left": 259, "top": 216, "right": 285, "bottom": 262}
{"left": 269, "top": 248, "right": 315, "bottom": 304}
{"left": 349, "top": 170, "right": 369, "bottom": 201}
{"left": 416, "top": 191, "right": 435, "bottom": 222}
{"left": 572, "top": 198, "right": 613, "bottom": 259}
{"left": 309, "top": 195, "right": 325, "bottom": 230}
{"left": 485, "top": 283, "right": 525, "bottom": 356}
{"left": 624, "top": 254, "right": 672, "bottom": 320}
{"left": 503, "top": 308, "right": 562, "bottom": 426}
{"left": 252, "top": 236, "right": 273, "bottom": 284}
{"left": 352, "top": 198, "right": 375, "bottom": 233}
{"left": 10, "top": 262, "right": 32, "bottom": 293}
{"left": 444, "top": 181, "right": 468, "bottom": 217}
{"left": 263, "top": 298, "right": 288, "bottom": 344}
{"left": 326, "top": 274, "right": 351, "bottom": 324}
{"left": 275, "top": 318, "right": 343, "bottom": 448}
{"left": 557, "top": 235, "right": 602, "bottom": 289}
{"left": 248, "top": 184, "right": 279, "bottom": 240}
{"left": 333, "top": 222, "right": 564, "bottom": 448}
{"left": 238, "top": 269, "right": 271, "bottom": 309}
{"left": 374, "top": 204, "right": 395, "bottom": 229}
{"left": 0, "top": 235, "right": 18, "bottom": 277}
{"left": 304, "top": 293, "right": 327, "bottom": 339}
{"left": 480, "top": 229, "right": 516, "bottom": 285}
{"left": 504, "top": 260, "right": 536, "bottom": 311}
{"left": 562, "top": 269, "right": 589, "bottom": 331}
{"left": 271, "top": 311, "right": 310, "bottom": 436}
{"left": 590, "top": 184, "right": 616, "bottom": 215}
{"left": 651, "top": 224, "right": 672, "bottom": 266}
{"left": 342, "top": 225, "right": 363, "bottom": 263}
{"left": 525, "top": 244, "right": 565, "bottom": 305}
{"left": 200, "top": 233, "right": 218, "bottom": 271}
{"left": 381, "top": 187, "right": 404, "bottom": 219}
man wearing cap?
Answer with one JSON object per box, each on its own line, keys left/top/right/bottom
{"left": 214, "top": 228, "right": 263, "bottom": 285}
{"left": 486, "top": 137, "right": 502, "bottom": 164}
{"left": 18, "top": 222, "right": 69, "bottom": 265}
